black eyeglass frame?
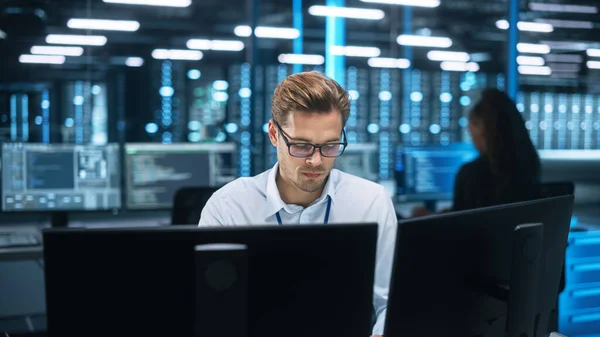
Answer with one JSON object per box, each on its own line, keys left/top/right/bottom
{"left": 273, "top": 120, "right": 348, "bottom": 158}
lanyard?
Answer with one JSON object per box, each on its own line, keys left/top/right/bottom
{"left": 275, "top": 196, "right": 332, "bottom": 225}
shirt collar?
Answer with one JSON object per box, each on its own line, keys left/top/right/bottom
{"left": 264, "top": 162, "right": 337, "bottom": 218}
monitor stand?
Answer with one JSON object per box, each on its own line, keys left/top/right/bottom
{"left": 194, "top": 243, "right": 248, "bottom": 337}
{"left": 50, "top": 212, "right": 69, "bottom": 228}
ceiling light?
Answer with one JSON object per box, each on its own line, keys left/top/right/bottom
{"left": 31, "top": 46, "right": 84, "bottom": 56}
{"left": 517, "top": 43, "right": 551, "bottom": 54}
{"left": 495, "top": 20, "right": 553, "bottom": 33}
{"left": 125, "top": 57, "right": 144, "bottom": 67}
{"left": 102, "top": 0, "right": 191, "bottom": 7}
{"left": 541, "top": 41, "right": 587, "bottom": 51}
{"left": 440, "top": 61, "right": 480, "bottom": 72}
{"left": 518, "top": 65, "right": 552, "bottom": 75}
{"left": 186, "top": 39, "right": 245, "bottom": 51}
{"left": 19, "top": 54, "right": 66, "bottom": 64}
{"left": 46, "top": 34, "right": 107, "bottom": 46}
{"left": 586, "top": 49, "right": 600, "bottom": 57}
{"left": 586, "top": 61, "right": 600, "bottom": 69}
{"left": 534, "top": 19, "right": 593, "bottom": 29}
{"left": 367, "top": 57, "right": 411, "bottom": 69}
{"left": 151, "top": 49, "right": 203, "bottom": 60}
{"left": 234, "top": 26, "right": 300, "bottom": 39}
{"left": 397, "top": 34, "right": 452, "bottom": 48}
{"left": 278, "top": 54, "right": 325, "bottom": 65}
{"left": 359, "top": 0, "right": 440, "bottom": 8}
{"left": 528, "top": 2, "right": 597, "bottom": 14}
{"left": 330, "top": 46, "right": 381, "bottom": 57}
{"left": 308, "top": 5, "right": 385, "bottom": 20}
{"left": 427, "top": 51, "right": 470, "bottom": 62}
{"left": 67, "top": 18, "right": 140, "bottom": 31}
{"left": 517, "top": 56, "right": 545, "bottom": 66}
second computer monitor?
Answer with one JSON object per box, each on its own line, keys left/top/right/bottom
{"left": 1, "top": 143, "right": 121, "bottom": 211}
{"left": 395, "top": 143, "right": 478, "bottom": 201}
{"left": 124, "top": 142, "right": 236, "bottom": 210}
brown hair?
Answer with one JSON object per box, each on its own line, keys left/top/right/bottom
{"left": 271, "top": 71, "right": 350, "bottom": 126}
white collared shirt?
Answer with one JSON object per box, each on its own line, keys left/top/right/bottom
{"left": 198, "top": 163, "right": 397, "bottom": 335}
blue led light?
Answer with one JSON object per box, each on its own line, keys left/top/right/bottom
{"left": 10, "top": 94, "right": 16, "bottom": 141}
{"left": 239, "top": 64, "right": 252, "bottom": 176}
{"left": 225, "top": 123, "right": 239, "bottom": 133}
{"left": 159, "top": 86, "right": 174, "bottom": 97}
{"left": 277, "top": 64, "right": 288, "bottom": 83}
{"left": 410, "top": 92, "right": 423, "bottom": 102}
{"left": 399, "top": 124, "right": 411, "bottom": 134}
{"left": 212, "top": 91, "right": 229, "bottom": 102}
{"left": 188, "top": 132, "right": 201, "bottom": 142}
{"left": 92, "top": 85, "right": 101, "bottom": 95}
{"left": 460, "top": 96, "right": 471, "bottom": 106}
{"left": 263, "top": 123, "right": 269, "bottom": 133}
{"left": 215, "top": 131, "right": 227, "bottom": 142}
{"left": 21, "top": 94, "right": 29, "bottom": 141}
{"left": 460, "top": 82, "right": 471, "bottom": 92}
{"left": 379, "top": 91, "right": 392, "bottom": 101}
{"left": 35, "top": 116, "right": 42, "bottom": 125}
{"left": 160, "top": 60, "right": 174, "bottom": 141}
{"left": 238, "top": 88, "right": 252, "bottom": 98}
{"left": 459, "top": 116, "right": 468, "bottom": 128}
{"left": 74, "top": 81, "right": 83, "bottom": 144}
{"left": 65, "top": 118, "right": 75, "bottom": 128}
{"left": 348, "top": 90, "right": 359, "bottom": 101}
{"left": 439, "top": 93, "right": 452, "bottom": 103}
{"left": 188, "top": 121, "right": 201, "bottom": 131}
{"left": 367, "top": 123, "right": 380, "bottom": 134}
{"left": 145, "top": 122, "right": 158, "bottom": 134}
{"left": 187, "top": 69, "right": 201, "bottom": 80}
{"left": 212, "top": 80, "right": 229, "bottom": 91}
{"left": 41, "top": 90, "right": 50, "bottom": 143}
{"left": 429, "top": 124, "right": 441, "bottom": 134}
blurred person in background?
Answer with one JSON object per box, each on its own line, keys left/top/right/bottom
{"left": 413, "top": 88, "right": 541, "bottom": 217}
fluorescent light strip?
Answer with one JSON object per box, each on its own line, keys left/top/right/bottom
{"left": 529, "top": 2, "right": 597, "bottom": 14}
{"left": 517, "top": 43, "right": 551, "bottom": 54}
{"left": 19, "top": 54, "right": 66, "bottom": 64}
{"left": 46, "top": 34, "right": 107, "bottom": 46}
{"left": 496, "top": 20, "right": 553, "bottom": 33}
{"left": 440, "top": 61, "right": 479, "bottom": 72}
{"left": 587, "top": 49, "right": 600, "bottom": 57}
{"left": 359, "top": 0, "right": 440, "bottom": 8}
{"left": 186, "top": 39, "right": 245, "bottom": 51}
{"left": 534, "top": 19, "right": 593, "bottom": 29}
{"left": 427, "top": 50, "right": 470, "bottom": 62}
{"left": 518, "top": 65, "right": 552, "bottom": 75}
{"left": 102, "top": 0, "right": 191, "bottom": 7}
{"left": 541, "top": 41, "right": 588, "bottom": 51}
{"left": 587, "top": 61, "right": 600, "bottom": 69}
{"left": 517, "top": 56, "right": 545, "bottom": 66}
{"left": 67, "top": 18, "right": 139, "bottom": 31}
{"left": 545, "top": 54, "right": 583, "bottom": 63}
{"left": 397, "top": 34, "right": 452, "bottom": 48}
{"left": 31, "top": 46, "right": 83, "bottom": 56}
{"left": 151, "top": 49, "right": 203, "bottom": 60}
{"left": 330, "top": 46, "right": 381, "bottom": 57}
{"left": 234, "top": 26, "right": 300, "bottom": 39}
{"left": 308, "top": 5, "right": 385, "bottom": 20}
{"left": 367, "top": 57, "right": 411, "bottom": 68}
{"left": 278, "top": 54, "right": 324, "bottom": 65}
{"left": 125, "top": 57, "right": 144, "bottom": 67}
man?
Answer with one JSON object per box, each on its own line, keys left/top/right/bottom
{"left": 199, "top": 71, "right": 397, "bottom": 337}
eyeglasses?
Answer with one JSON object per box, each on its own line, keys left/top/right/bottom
{"left": 274, "top": 120, "right": 347, "bottom": 158}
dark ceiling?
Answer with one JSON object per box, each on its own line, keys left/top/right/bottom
{"left": 1, "top": 0, "right": 600, "bottom": 88}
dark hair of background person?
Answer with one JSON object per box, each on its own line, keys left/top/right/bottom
{"left": 470, "top": 88, "right": 541, "bottom": 183}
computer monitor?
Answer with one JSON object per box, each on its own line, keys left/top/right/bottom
{"left": 384, "top": 195, "right": 574, "bottom": 337}
{"left": 124, "top": 142, "right": 237, "bottom": 210}
{"left": 394, "top": 143, "right": 478, "bottom": 202}
{"left": 1, "top": 143, "right": 121, "bottom": 213}
{"left": 42, "top": 223, "right": 378, "bottom": 337}
{"left": 334, "top": 143, "right": 378, "bottom": 181}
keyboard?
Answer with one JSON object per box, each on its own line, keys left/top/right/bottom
{"left": 0, "top": 232, "right": 40, "bottom": 248}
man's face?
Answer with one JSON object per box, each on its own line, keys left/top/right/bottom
{"left": 268, "top": 111, "right": 344, "bottom": 193}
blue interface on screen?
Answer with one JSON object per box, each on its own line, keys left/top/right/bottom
{"left": 395, "top": 143, "right": 479, "bottom": 201}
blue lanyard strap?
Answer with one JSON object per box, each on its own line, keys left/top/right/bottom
{"left": 276, "top": 196, "right": 332, "bottom": 225}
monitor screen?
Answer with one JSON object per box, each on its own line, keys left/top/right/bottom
{"left": 125, "top": 142, "right": 237, "bottom": 210}
{"left": 1, "top": 143, "right": 121, "bottom": 211}
{"left": 334, "top": 143, "right": 378, "bottom": 182}
{"left": 395, "top": 143, "right": 478, "bottom": 201}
